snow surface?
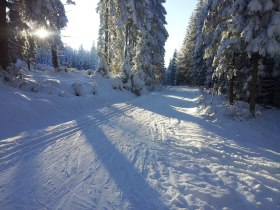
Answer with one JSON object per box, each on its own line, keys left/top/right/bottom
{"left": 0, "top": 69, "right": 280, "bottom": 210}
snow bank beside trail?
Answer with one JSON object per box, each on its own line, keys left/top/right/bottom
{"left": 0, "top": 67, "right": 135, "bottom": 139}
{"left": 196, "top": 89, "right": 280, "bottom": 150}
{"left": 196, "top": 89, "right": 267, "bottom": 121}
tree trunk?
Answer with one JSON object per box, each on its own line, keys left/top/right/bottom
{"left": 249, "top": 53, "right": 259, "bottom": 117}
{"left": 27, "top": 59, "right": 31, "bottom": 70}
{"left": 124, "top": 24, "right": 129, "bottom": 58}
{"left": 104, "top": 0, "right": 109, "bottom": 64}
{"left": 51, "top": 44, "right": 59, "bottom": 69}
{"left": 0, "top": 0, "right": 9, "bottom": 70}
{"left": 229, "top": 76, "right": 234, "bottom": 105}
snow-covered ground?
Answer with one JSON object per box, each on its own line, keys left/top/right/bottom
{"left": 0, "top": 68, "right": 280, "bottom": 210}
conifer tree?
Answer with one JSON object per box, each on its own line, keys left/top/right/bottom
{"left": 90, "top": 41, "right": 99, "bottom": 70}
{"left": 181, "top": 0, "right": 280, "bottom": 114}
{"left": 164, "top": 50, "right": 178, "bottom": 86}
{"left": 0, "top": 1, "right": 9, "bottom": 70}
{"left": 230, "top": 0, "right": 280, "bottom": 115}
{"left": 177, "top": 4, "right": 201, "bottom": 85}
{"left": 97, "top": 0, "right": 168, "bottom": 94}
{"left": 191, "top": 0, "right": 208, "bottom": 86}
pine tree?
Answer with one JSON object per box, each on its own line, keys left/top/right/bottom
{"left": 97, "top": 0, "right": 168, "bottom": 94}
{"left": 0, "top": 1, "right": 10, "bottom": 70}
{"left": 187, "top": 0, "right": 280, "bottom": 113}
{"left": 230, "top": 0, "right": 280, "bottom": 115}
{"left": 165, "top": 50, "right": 178, "bottom": 86}
{"left": 149, "top": 0, "right": 169, "bottom": 84}
{"left": 90, "top": 41, "right": 98, "bottom": 69}
{"left": 191, "top": 0, "right": 208, "bottom": 86}
{"left": 177, "top": 5, "right": 201, "bottom": 85}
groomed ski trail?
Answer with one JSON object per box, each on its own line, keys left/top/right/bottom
{"left": 0, "top": 87, "right": 279, "bottom": 210}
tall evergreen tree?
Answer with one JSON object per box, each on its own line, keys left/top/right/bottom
{"left": 164, "top": 50, "right": 178, "bottom": 86}
{"left": 97, "top": 0, "right": 168, "bottom": 94}
{"left": 191, "top": 0, "right": 208, "bottom": 86}
{"left": 177, "top": 0, "right": 205, "bottom": 85}
{"left": 0, "top": 1, "right": 9, "bottom": 70}
{"left": 90, "top": 41, "right": 99, "bottom": 70}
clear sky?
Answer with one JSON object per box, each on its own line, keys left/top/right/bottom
{"left": 62, "top": 0, "right": 197, "bottom": 66}
{"left": 164, "top": 0, "right": 197, "bottom": 64}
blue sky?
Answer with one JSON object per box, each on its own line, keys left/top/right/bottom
{"left": 62, "top": 0, "right": 197, "bottom": 66}
{"left": 164, "top": 0, "right": 197, "bottom": 64}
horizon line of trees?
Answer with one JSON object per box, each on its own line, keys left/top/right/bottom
{"left": 36, "top": 43, "right": 99, "bottom": 70}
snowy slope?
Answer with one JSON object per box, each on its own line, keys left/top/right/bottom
{"left": 0, "top": 68, "right": 135, "bottom": 139}
{"left": 0, "top": 70, "right": 280, "bottom": 209}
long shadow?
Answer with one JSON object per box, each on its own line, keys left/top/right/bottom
{"left": 131, "top": 90, "right": 208, "bottom": 126}
{"left": 131, "top": 88, "right": 280, "bottom": 156}
{"left": 0, "top": 150, "right": 41, "bottom": 209}
{"left": 126, "top": 88, "right": 280, "bottom": 208}
{"left": 75, "top": 114, "right": 169, "bottom": 210}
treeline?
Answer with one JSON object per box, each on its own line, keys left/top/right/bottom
{"left": 175, "top": 0, "right": 280, "bottom": 116}
{"left": 97, "top": 0, "right": 168, "bottom": 95}
{"left": 36, "top": 43, "right": 99, "bottom": 70}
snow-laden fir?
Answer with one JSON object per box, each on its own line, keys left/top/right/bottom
{"left": 0, "top": 66, "right": 279, "bottom": 210}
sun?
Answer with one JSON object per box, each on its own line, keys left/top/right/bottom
{"left": 34, "top": 28, "right": 49, "bottom": 39}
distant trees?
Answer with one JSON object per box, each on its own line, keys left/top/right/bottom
{"left": 164, "top": 50, "right": 178, "bottom": 86}
{"left": 36, "top": 42, "right": 99, "bottom": 70}
{"left": 177, "top": 0, "right": 280, "bottom": 115}
{"left": 97, "top": 0, "right": 168, "bottom": 95}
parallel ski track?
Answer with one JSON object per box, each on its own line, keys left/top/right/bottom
{"left": 0, "top": 103, "right": 137, "bottom": 171}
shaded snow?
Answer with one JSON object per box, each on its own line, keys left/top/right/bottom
{"left": 0, "top": 70, "right": 280, "bottom": 209}
{"left": 0, "top": 69, "right": 135, "bottom": 139}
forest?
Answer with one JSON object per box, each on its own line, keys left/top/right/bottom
{"left": 0, "top": 0, "right": 280, "bottom": 114}
{"left": 165, "top": 0, "right": 280, "bottom": 116}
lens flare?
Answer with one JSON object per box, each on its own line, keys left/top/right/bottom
{"left": 34, "top": 28, "right": 49, "bottom": 39}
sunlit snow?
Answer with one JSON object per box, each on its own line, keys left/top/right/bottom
{"left": 0, "top": 66, "right": 279, "bottom": 209}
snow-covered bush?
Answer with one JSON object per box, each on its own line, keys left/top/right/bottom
{"left": 92, "top": 82, "right": 97, "bottom": 95}
{"left": 198, "top": 105, "right": 214, "bottom": 116}
{"left": 131, "top": 75, "right": 146, "bottom": 96}
{"left": 34, "top": 64, "right": 53, "bottom": 72}
{"left": 65, "top": 67, "right": 76, "bottom": 73}
{"left": 14, "top": 60, "right": 29, "bottom": 72}
{"left": 195, "top": 95, "right": 204, "bottom": 103}
{"left": 42, "top": 79, "right": 61, "bottom": 88}
{"left": 19, "top": 80, "right": 39, "bottom": 92}
{"left": 85, "top": 69, "right": 96, "bottom": 76}
{"left": 223, "top": 101, "right": 262, "bottom": 120}
{"left": 58, "top": 91, "right": 65, "bottom": 97}
{"left": 71, "top": 80, "right": 84, "bottom": 96}
{"left": 0, "top": 61, "right": 40, "bottom": 92}
{"left": 111, "top": 77, "right": 123, "bottom": 91}
{"left": 97, "top": 55, "right": 110, "bottom": 78}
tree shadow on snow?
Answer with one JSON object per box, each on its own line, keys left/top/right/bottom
{"left": 74, "top": 115, "right": 169, "bottom": 210}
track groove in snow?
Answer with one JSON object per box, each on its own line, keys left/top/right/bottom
{"left": 0, "top": 87, "right": 279, "bottom": 209}
{"left": 0, "top": 103, "right": 137, "bottom": 171}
